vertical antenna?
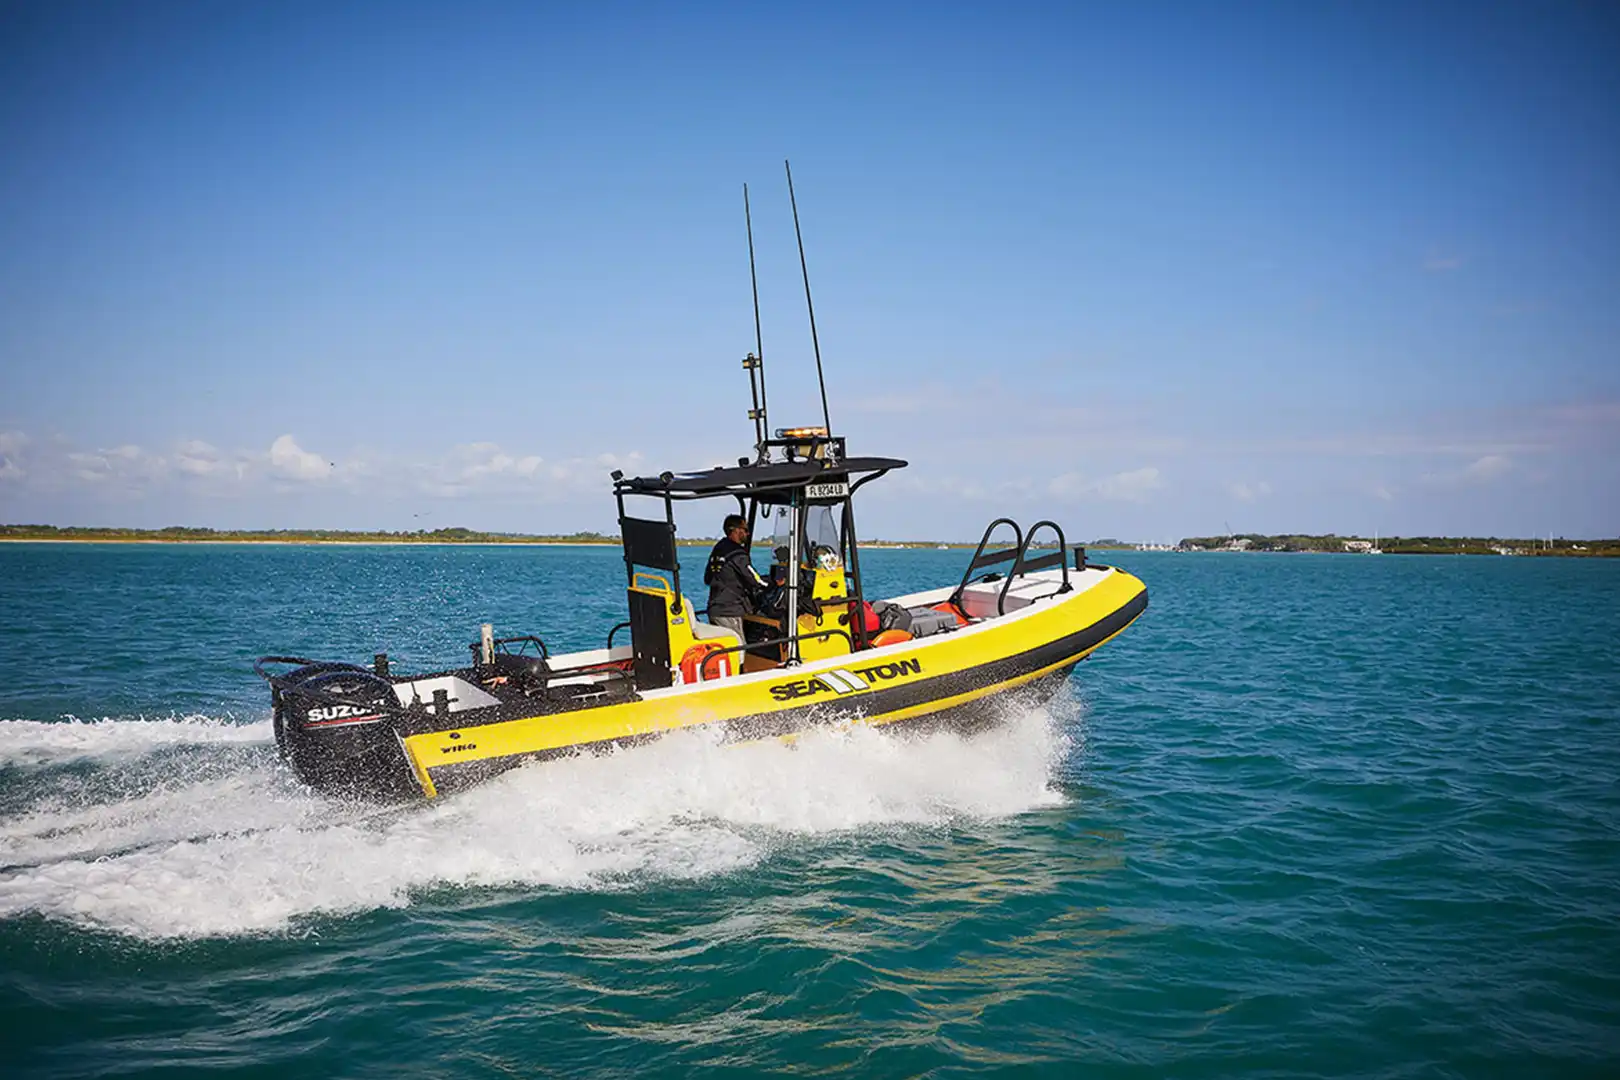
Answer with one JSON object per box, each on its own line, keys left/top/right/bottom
{"left": 785, "top": 159, "right": 832, "bottom": 437}
{"left": 743, "top": 184, "right": 770, "bottom": 462}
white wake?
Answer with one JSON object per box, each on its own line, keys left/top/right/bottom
{"left": 0, "top": 705, "right": 1075, "bottom": 940}
{"left": 0, "top": 715, "right": 272, "bottom": 767}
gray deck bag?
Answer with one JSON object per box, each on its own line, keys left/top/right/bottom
{"left": 871, "top": 601, "right": 911, "bottom": 634}
{"left": 903, "top": 606, "right": 959, "bottom": 639}
{"left": 870, "top": 601, "right": 959, "bottom": 639}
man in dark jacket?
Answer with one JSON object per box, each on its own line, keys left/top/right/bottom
{"left": 704, "top": 514, "right": 765, "bottom": 638}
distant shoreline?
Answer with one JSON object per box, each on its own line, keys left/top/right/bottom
{"left": 4, "top": 528, "right": 1611, "bottom": 556}
{"left": 0, "top": 539, "right": 984, "bottom": 550}
{"left": 0, "top": 534, "right": 977, "bottom": 549}
{"left": 0, "top": 538, "right": 621, "bottom": 547}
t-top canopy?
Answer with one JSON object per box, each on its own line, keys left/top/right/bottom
{"left": 614, "top": 456, "right": 907, "bottom": 499}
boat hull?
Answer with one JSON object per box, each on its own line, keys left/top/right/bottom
{"left": 393, "top": 566, "right": 1147, "bottom": 798}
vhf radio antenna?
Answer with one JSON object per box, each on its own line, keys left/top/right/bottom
{"left": 786, "top": 159, "right": 833, "bottom": 439}
{"left": 742, "top": 183, "right": 770, "bottom": 463}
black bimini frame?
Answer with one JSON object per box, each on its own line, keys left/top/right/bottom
{"left": 610, "top": 451, "right": 905, "bottom": 664}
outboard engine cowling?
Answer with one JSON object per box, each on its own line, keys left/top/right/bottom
{"left": 272, "top": 663, "right": 418, "bottom": 799}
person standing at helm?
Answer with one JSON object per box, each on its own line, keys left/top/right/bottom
{"left": 704, "top": 514, "right": 765, "bottom": 639}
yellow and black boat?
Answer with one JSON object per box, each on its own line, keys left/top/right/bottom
{"left": 255, "top": 172, "right": 1148, "bottom": 800}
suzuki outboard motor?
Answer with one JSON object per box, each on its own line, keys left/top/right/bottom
{"left": 269, "top": 661, "right": 418, "bottom": 799}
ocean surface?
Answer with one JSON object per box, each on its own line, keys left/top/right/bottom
{"left": 1, "top": 543, "right": 1617, "bottom": 1078}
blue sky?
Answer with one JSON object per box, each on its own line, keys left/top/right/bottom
{"left": 2, "top": 1, "right": 1616, "bottom": 541}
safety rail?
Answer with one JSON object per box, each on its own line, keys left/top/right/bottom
{"left": 949, "top": 517, "right": 1077, "bottom": 617}
{"left": 949, "top": 518, "right": 1023, "bottom": 612}
{"left": 467, "top": 633, "right": 549, "bottom": 670}
{"left": 996, "top": 519, "right": 1073, "bottom": 615}
{"left": 495, "top": 634, "right": 548, "bottom": 661}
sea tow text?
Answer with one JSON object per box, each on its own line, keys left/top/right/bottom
{"left": 769, "top": 658, "right": 922, "bottom": 701}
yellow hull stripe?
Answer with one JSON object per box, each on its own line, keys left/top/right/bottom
{"left": 402, "top": 568, "right": 1146, "bottom": 796}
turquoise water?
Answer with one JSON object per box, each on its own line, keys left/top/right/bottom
{"left": 2, "top": 544, "right": 1617, "bottom": 1077}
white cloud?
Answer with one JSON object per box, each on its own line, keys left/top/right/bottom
{"left": 845, "top": 383, "right": 977, "bottom": 417}
{"left": 925, "top": 391, "right": 1614, "bottom": 465}
{"left": 65, "top": 444, "right": 167, "bottom": 487}
{"left": 1229, "top": 480, "right": 1272, "bottom": 503}
{"left": 888, "top": 470, "right": 995, "bottom": 502}
{"left": 1462, "top": 454, "right": 1511, "bottom": 483}
{"left": 0, "top": 431, "right": 25, "bottom": 481}
{"left": 399, "top": 443, "right": 651, "bottom": 499}
{"left": 1049, "top": 466, "right": 1164, "bottom": 503}
{"left": 1424, "top": 251, "right": 1465, "bottom": 272}
{"left": 1419, "top": 454, "right": 1514, "bottom": 490}
{"left": 418, "top": 442, "right": 548, "bottom": 496}
{"left": 175, "top": 440, "right": 232, "bottom": 477}
{"left": 1095, "top": 467, "right": 1164, "bottom": 502}
{"left": 0, "top": 430, "right": 657, "bottom": 516}
{"left": 268, "top": 435, "right": 332, "bottom": 482}
{"left": 596, "top": 451, "right": 644, "bottom": 471}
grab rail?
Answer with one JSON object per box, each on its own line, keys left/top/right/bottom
{"left": 632, "top": 571, "right": 673, "bottom": 594}
{"left": 467, "top": 633, "right": 549, "bottom": 670}
{"left": 949, "top": 517, "right": 1023, "bottom": 611}
{"left": 997, "top": 519, "right": 1072, "bottom": 615}
{"left": 947, "top": 517, "right": 1077, "bottom": 617}
{"left": 495, "top": 635, "right": 548, "bottom": 661}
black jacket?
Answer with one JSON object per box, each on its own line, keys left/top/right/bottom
{"left": 760, "top": 563, "right": 823, "bottom": 619}
{"left": 704, "top": 537, "right": 764, "bottom": 616}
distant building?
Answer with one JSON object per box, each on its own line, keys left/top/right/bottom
{"left": 1343, "top": 540, "right": 1374, "bottom": 553}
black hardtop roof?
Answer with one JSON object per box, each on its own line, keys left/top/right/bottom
{"left": 616, "top": 456, "right": 907, "bottom": 498}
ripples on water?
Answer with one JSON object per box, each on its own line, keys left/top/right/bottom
{"left": 1, "top": 545, "right": 1617, "bottom": 1077}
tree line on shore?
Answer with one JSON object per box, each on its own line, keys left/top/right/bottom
{"left": 0, "top": 524, "right": 623, "bottom": 544}
{"left": 6, "top": 524, "right": 1614, "bottom": 556}
{"left": 1178, "top": 533, "right": 1620, "bottom": 556}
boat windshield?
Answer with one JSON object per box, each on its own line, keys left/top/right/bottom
{"left": 767, "top": 503, "right": 842, "bottom": 571}
{"left": 805, "top": 504, "right": 842, "bottom": 570}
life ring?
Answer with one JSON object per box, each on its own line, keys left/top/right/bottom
{"left": 679, "top": 642, "right": 732, "bottom": 683}
{"left": 870, "top": 628, "right": 913, "bottom": 647}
